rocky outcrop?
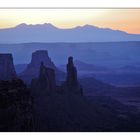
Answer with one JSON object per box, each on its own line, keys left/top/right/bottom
{"left": 0, "top": 79, "right": 33, "bottom": 131}
{"left": 27, "top": 50, "right": 56, "bottom": 71}
{"left": 31, "top": 62, "right": 56, "bottom": 96}
{"left": 31, "top": 56, "right": 83, "bottom": 96}
{"left": 0, "top": 54, "right": 17, "bottom": 80}
{"left": 62, "top": 56, "right": 83, "bottom": 95}
{"left": 66, "top": 57, "right": 78, "bottom": 87}
{"left": 20, "top": 50, "right": 64, "bottom": 84}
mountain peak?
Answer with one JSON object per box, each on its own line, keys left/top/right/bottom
{"left": 16, "top": 23, "right": 28, "bottom": 28}
{"left": 82, "top": 24, "right": 98, "bottom": 29}
{"left": 43, "top": 23, "right": 58, "bottom": 29}
{"left": 43, "top": 23, "right": 55, "bottom": 27}
{"left": 15, "top": 23, "right": 58, "bottom": 29}
{"left": 0, "top": 23, "right": 140, "bottom": 43}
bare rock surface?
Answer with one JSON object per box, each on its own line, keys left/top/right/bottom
{"left": 0, "top": 54, "right": 16, "bottom": 80}
{"left": 20, "top": 50, "right": 64, "bottom": 84}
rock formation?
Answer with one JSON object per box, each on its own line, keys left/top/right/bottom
{"left": 0, "top": 79, "right": 33, "bottom": 131}
{"left": 31, "top": 62, "right": 56, "bottom": 96}
{"left": 20, "top": 50, "right": 64, "bottom": 84}
{"left": 62, "top": 56, "right": 83, "bottom": 95}
{"left": 66, "top": 57, "right": 78, "bottom": 87}
{"left": 0, "top": 54, "right": 17, "bottom": 80}
{"left": 28, "top": 50, "right": 56, "bottom": 70}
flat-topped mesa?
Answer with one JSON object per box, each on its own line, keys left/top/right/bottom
{"left": 0, "top": 54, "right": 17, "bottom": 80}
{"left": 28, "top": 50, "right": 56, "bottom": 69}
{"left": 20, "top": 50, "right": 64, "bottom": 84}
{"left": 62, "top": 56, "right": 83, "bottom": 95}
{"left": 31, "top": 62, "right": 56, "bottom": 96}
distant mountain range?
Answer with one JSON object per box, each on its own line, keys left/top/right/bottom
{"left": 0, "top": 23, "right": 140, "bottom": 43}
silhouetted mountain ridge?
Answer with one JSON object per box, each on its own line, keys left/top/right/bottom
{"left": 0, "top": 23, "right": 140, "bottom": 43}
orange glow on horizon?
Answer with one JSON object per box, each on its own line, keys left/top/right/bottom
{"left": 0, "top": 9, "right": 140, "bottom": 34}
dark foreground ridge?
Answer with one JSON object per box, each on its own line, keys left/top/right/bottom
{"left": 0, "top": 79, "right": 33, "bottom": 131}
{"left": 1, "top": 51, "right": 140, "bottom": 132}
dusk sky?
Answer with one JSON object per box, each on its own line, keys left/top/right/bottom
{"left": 0, "top": 9, "right": 140, "bottom": 34}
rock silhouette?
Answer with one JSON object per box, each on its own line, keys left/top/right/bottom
{"left": 28, "top": 50, "right": 56, "bottom": 70}
{"left": 0, "top": 79, "right": 33, "bottom": 131}
{"left": 0, "top": 54, "right": 17, "bottom": 80}
{"left": 20, "top": 50, "right": 64, "bottom": 84}
{"left": 31, "top": 56, "right": 83, "bottom": 96}
{"left": 1, "top": 51, "right": 140, "bottom": 132}
{"left": 31, "top": 62, "right": 56, "bottom": 96}
{"left": 0, "top": 23, "right": 140, "bottom": 43}
{"left": 62, "top": 56, "right": 83, "bottom": 95}
{"left": 67, "top": 57, "right": 78, "bottom": 86}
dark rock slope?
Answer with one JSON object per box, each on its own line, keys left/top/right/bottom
{"left": 0, "top": 52, "right": 140, "bottom": 132}
{"left": 31, "top": 56, "right": 140, "bottom": 132}
{"left": 33, "top": 94, "right": 140, "bottom": 132}
{"left": 0, "top": 79, "right": 33, "bottom": 131}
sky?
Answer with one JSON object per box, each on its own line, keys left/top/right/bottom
{"left": 0, "top": 9, "right": 140, "bottom": 34}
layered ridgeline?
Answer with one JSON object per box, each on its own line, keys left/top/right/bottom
{"left": 0, "top": 23, "right": 140, "bottom": 43}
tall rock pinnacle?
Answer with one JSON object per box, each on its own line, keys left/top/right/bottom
{"left": 62, "top": 56, "right": 83, "bottom": 95}
{"left": 31, "top": 62, "right": 56, "bottom": 96}
{"left": 66, "top": 56, "right": 78, "bottom": 87}
{"left": 0, "top": 54, "right": 17, "bottom": 80}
